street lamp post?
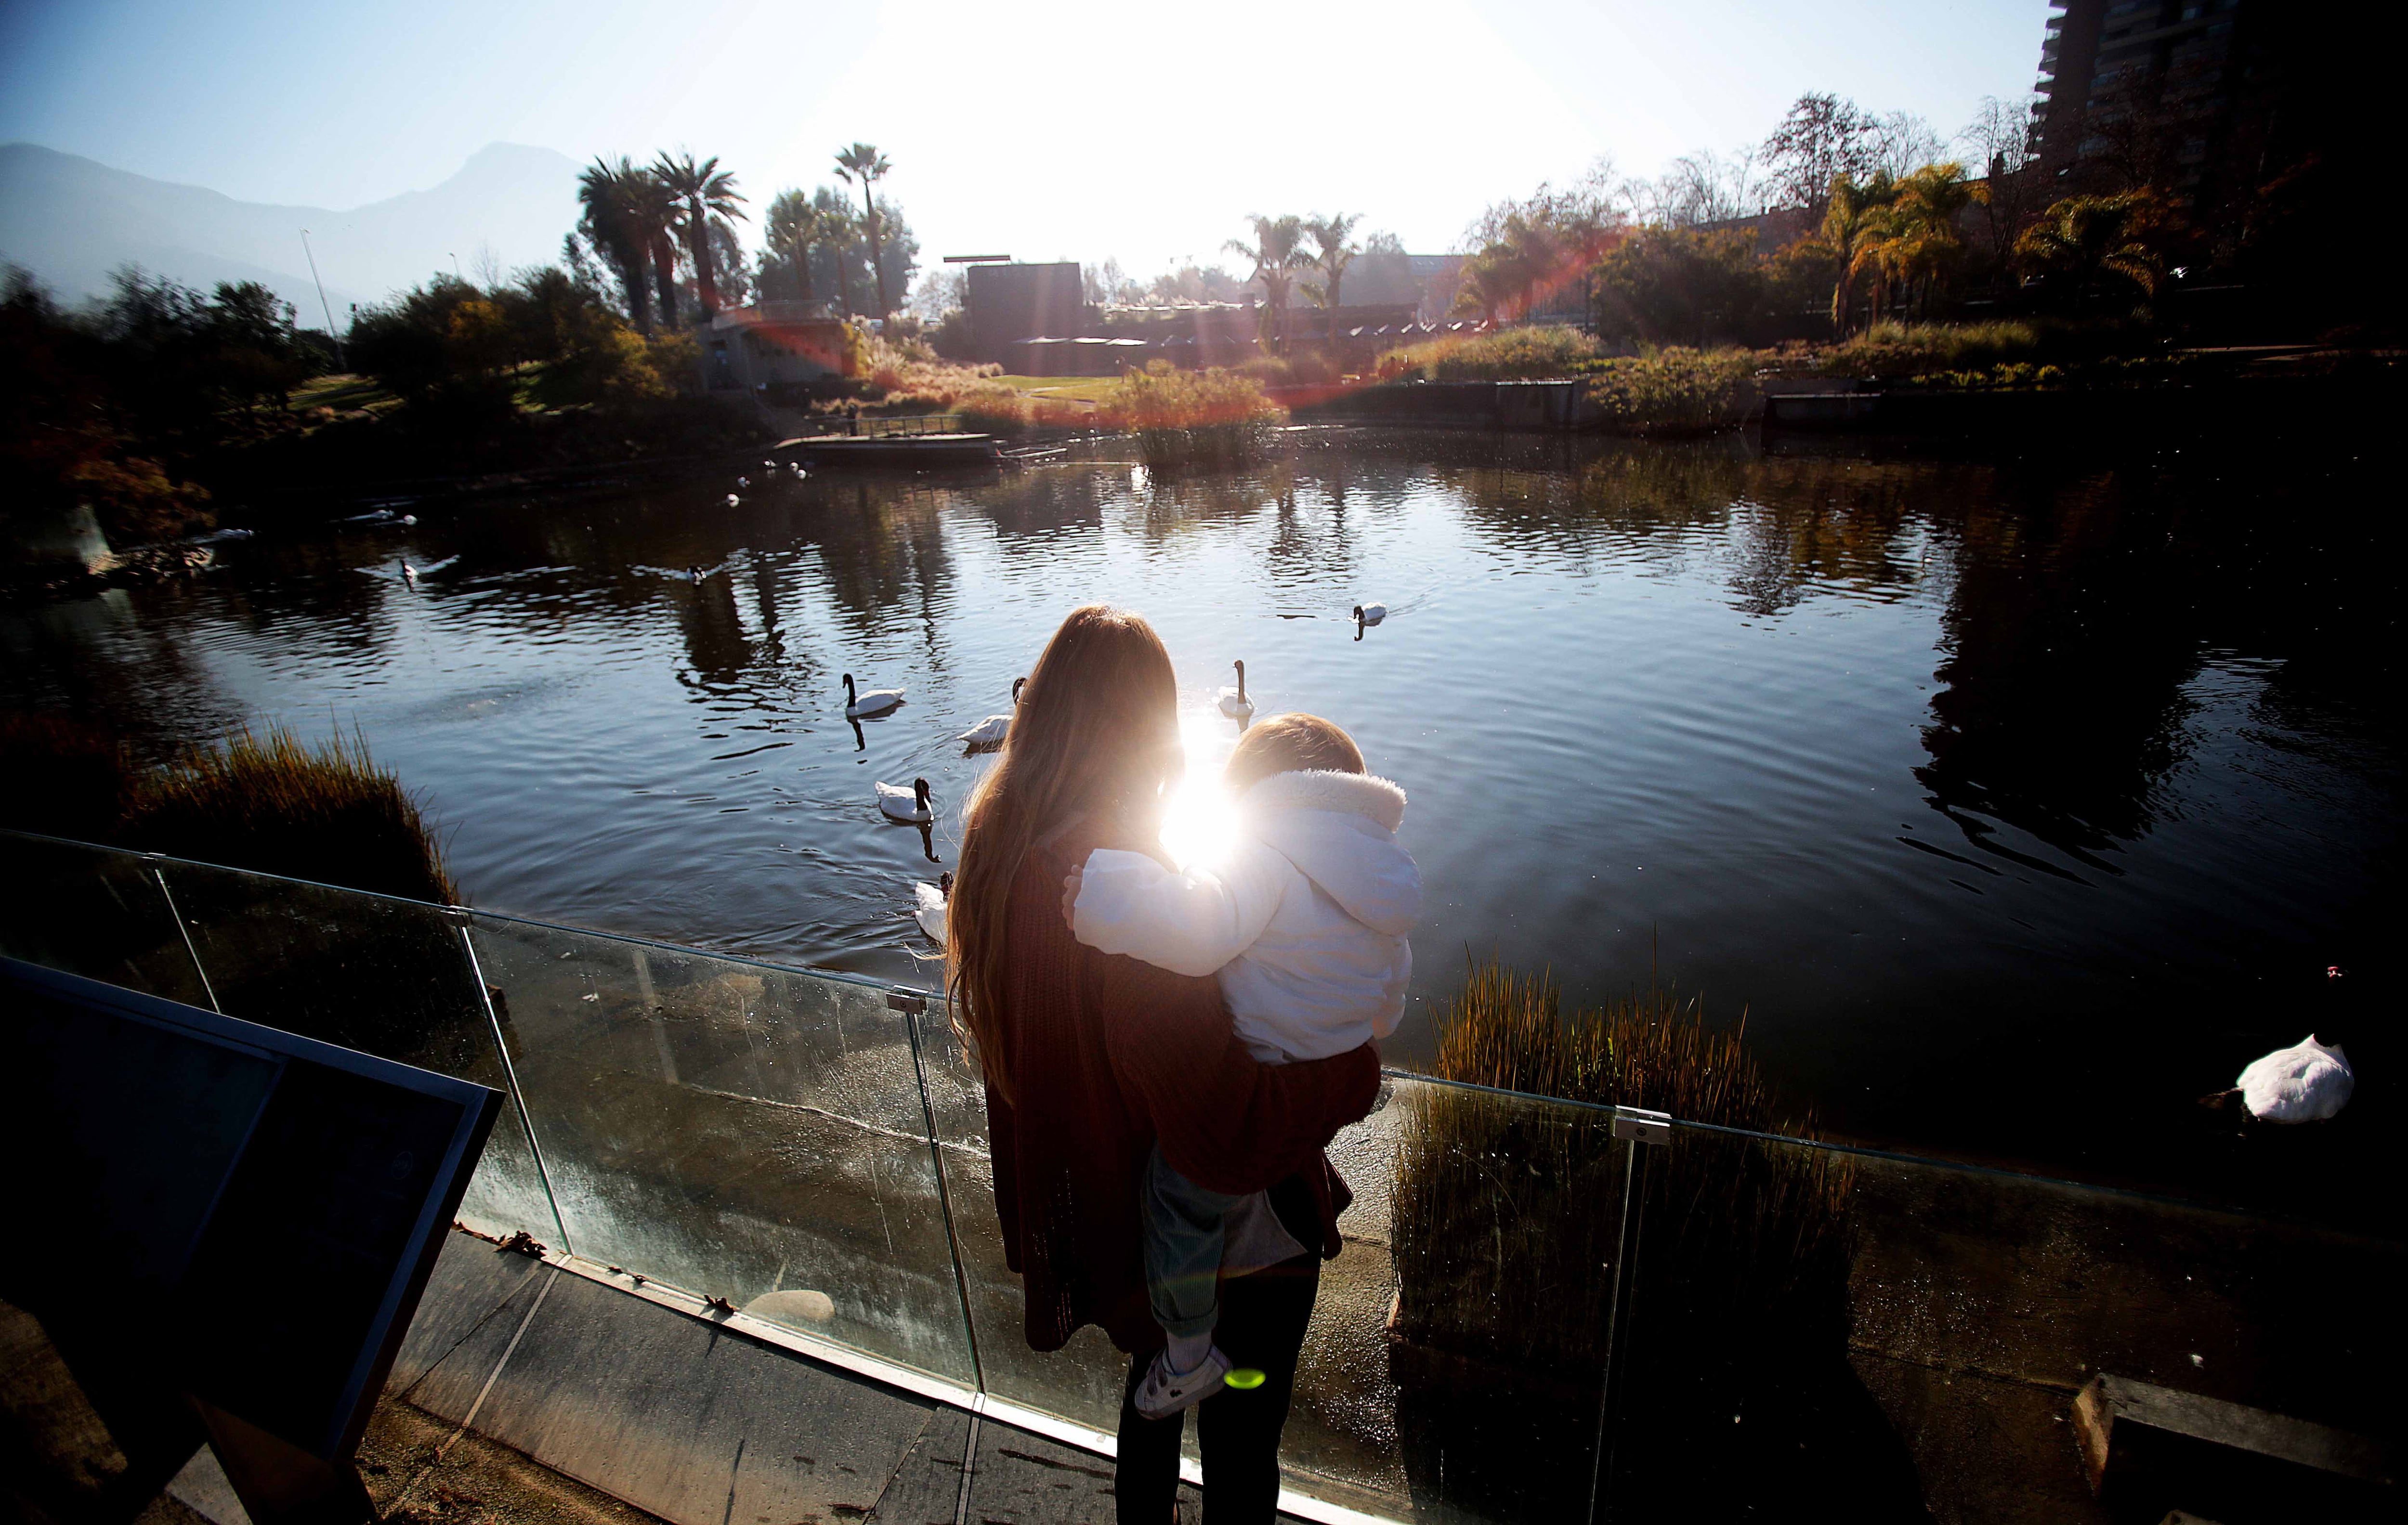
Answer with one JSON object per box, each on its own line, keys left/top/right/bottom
{"left": 299, "top": 228, "right": 347, "bottom": 372}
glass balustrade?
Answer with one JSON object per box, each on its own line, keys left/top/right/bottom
{"left": 1600, "top": 1121, "right": 2407, "bottom": 1524}
{"left": 0, "top": 832, "right": 211, "bottom": 1005}
{"left": 9, "top": 826, "right": 2396, "bottom": 1525}
{"left": 464, "top": 912, "right": 977, "bottom": 1388}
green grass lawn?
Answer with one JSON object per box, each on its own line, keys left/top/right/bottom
{"left": 987, "top": 375, "right": 1119, "bottom": 404}
{"left": 288, "top": 372, "right": 400, "bottom": 414}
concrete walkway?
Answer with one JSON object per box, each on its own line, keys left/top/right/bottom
{"left": 246, "top": 1227, "right": 1287, "bottom": 1525}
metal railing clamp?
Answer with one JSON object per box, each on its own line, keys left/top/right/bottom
{"left": 1610, "top": 1106, "right": 1671, "bottom": 1146}
{"left": 886, "top": 989, "right": 928, "bottom": 1015}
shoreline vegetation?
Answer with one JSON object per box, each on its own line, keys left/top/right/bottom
{"left": 0, "top": 714, "right": 456, "bottom": 903}
{"left": 1390, "top": 957, "right": 1855, "bottom": 1516}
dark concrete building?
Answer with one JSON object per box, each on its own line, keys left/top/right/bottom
{"left": 964, "top": 261, "right": 1091, "bottom": 362}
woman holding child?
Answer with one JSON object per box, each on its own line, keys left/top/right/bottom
{"left": 946, "top": 605, "right": 1419, "bottom": 1524}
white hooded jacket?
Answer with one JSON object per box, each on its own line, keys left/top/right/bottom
{"left": 1072, "top": 769, "right": 1420, "bottom": 1063}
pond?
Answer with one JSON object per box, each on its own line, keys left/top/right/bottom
{"left": 5, "top": 428, "right": 2396, "bottom": 1210}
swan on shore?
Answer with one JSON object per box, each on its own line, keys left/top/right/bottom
{"left": 878, "top": 777, "right": 935, "bottom": 823}
{"left": 844, "top": 673, "right": 904, "bottom": 717}
{"left": 914, "top": 872, "right": 952, "bottom": 941}
{"left": 1217, "top": 659, "right": 1254, "bottom": 718}
{"left": 2202, "top": 1035, "right": 2356, "bottom": 1122}
{"left": 958, "top": 677, "right": 1026, "bottom": 749}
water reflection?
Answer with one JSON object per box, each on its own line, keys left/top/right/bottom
{"left": 1, "top": 432, "right": 2394, "bottom": 1187}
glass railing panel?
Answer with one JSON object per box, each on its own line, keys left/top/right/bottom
{"left": 152, "top": 858, "right": 560, "bottom": 1246}
{"left": 1607, "top": 1124, "right": 2408, "bottom": 1524}
{"left": 0, "top": 832, "right": 209, "bottom": 1005}
{"left": 912, "top": 999, "right": 1625, "bottom": 1523}
{"left": 466, "top": 913, "right": 975, "bottom": 1387}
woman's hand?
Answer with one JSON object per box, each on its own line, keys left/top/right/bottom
{"left": 1060, "top": 864, "right": 1084, "bottom": 929}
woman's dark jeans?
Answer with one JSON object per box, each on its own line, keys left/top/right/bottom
{"left": 1113, "top": 1250, "right": 1320, "bottom": 1524}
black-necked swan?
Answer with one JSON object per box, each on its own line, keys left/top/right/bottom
{"left": 844, "top": 673, "right": 904, "bottom": 717}
{"left": 737, "top": 476, "right": 750, "bottom": 488}
{"left": 914, "top": 871, "right": 953, "bottom": 941}
{"left": 1217, "top": 660, "right": 1255, "bottom": 717}
{"left": 724, "top": 493, "right": 741, "bottom": 508}
{"left": 1353, "top": 602, "right": 1387, "bottom": 626}
{"left": 878, "top": 777, "right": 935, "bottom": 823}
{"left": 2202, "top": 1035, "right": 2355, "bottom": 1121}
{"left": 958, "top": 677, "right": 1027, "bottom": 749}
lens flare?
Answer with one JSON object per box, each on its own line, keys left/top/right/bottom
{"left": 1155, "top": 707, "right": 1243, "bottom": 870}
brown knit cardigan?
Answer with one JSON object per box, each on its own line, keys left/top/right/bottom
{"left": 982, "top": 815, "right": 1382, "bottom": 1355}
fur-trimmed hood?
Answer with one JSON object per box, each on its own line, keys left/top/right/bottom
{"left": 1241, "top": 769, "right": 1419, "bottom": 936}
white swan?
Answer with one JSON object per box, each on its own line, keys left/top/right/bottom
{"left": 1217, "top": 659, "right": 1255, "bottom": 718}
{"left": 844, "top": 673, "right": 904, "bottom": 717}
{"left": 1353, "top": 602, "right": 1387, "bottom": 626}
{"left": 958, "top": 677, "right": 1026, "bottom": 749}
{"left": 914, "top": 872, "right": 952, "bottom": 942}
{"left": 2209, "top": 1035, "right": 2355, "bottom": 1122}
{"left": 877, "top": 777, "right": 934, "bottom": 823}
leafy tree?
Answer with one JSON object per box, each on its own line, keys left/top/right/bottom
{"left": 833, "top": 143, "right": 893, "bottom": 317}
{"left": 2014, "top": 190, "right": 2174, "bottom": 310}
{"left": 653, "top": 152, "right": 747, "bottom": 316}
{"left": 1226, "top": 214, "right": 1312, "bottom": 354}
{"left": 1761, "top": 92, "right": 1879, "bottom": 221}
{"left": 1592, "top": 227, "right": 1766, "bottom": 345}
{"left": 1305, "top": 212, "right": 1361, "bottom": 338}
{"left": 1345, "top": 231, "right": 1420, "bottom": 308}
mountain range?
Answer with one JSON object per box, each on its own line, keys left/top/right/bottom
{"left": 0, "top": 142, "right": 584, "bottom": 327}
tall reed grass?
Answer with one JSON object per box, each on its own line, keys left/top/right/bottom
{"left": 1387, "top": 957, "right": 1859, "bottom": 1517}
{"left": 126, "top": 726, "right": 457, "bottom": 903}
{"left": 1099, "top": 361, "right": 1285, "bottom": 469}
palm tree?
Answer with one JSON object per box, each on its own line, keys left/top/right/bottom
{"left": 654, "top": 152, "right": 747, "bottom": 316}
{"left": 619, "top": 169, "right": 682, "bottom": 327}
{"left": 1225, "top": 214, "right": 1312, "bottom": 355}
{"left": 1875, "top": 162, "right": 1987, "bottom": 319}
{"left": 1306, "top": 213, "right": 1361, "bottom": 339}
{"left": 765, "top": 190, "right": 826, "bottom": 306}
{"left": 833, "top": 143, "right": 893, "bottom": 319}
{"left": 2014, "top": 190, "right": 2171, "bottom": 309}
{"left": 1820, "top": 172, "right": 1898, "bottom": 331}
{"left": 577, "top": 156, "right": 653, "bottom": 331}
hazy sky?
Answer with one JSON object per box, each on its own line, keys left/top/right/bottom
{"left": 1, "top": 0, "right": 2051, "bottom": 277}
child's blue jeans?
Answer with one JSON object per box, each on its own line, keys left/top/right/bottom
{"left": 1141, "top": 1144, "right": 1244, "bottom": 1340}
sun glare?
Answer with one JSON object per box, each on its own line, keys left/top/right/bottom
{"left": 1156, "top": 707, "right": 1246, "bottom": 871}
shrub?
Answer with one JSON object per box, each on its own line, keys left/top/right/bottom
{"left": 1819, "top": 319, "right": 2040, "bottom": 379}
{"left": 1584, "top": 347, "right": 1758, "bottom": 434}
{"left": 1382, "top": 324, "right": 1601, "bottom": 382}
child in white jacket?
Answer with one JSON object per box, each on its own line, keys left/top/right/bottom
{"left": 1065, "top": 713, "right": 1420, "bottom": 1417}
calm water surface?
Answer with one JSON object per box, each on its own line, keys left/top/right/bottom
{"left": 6, "top": 430, "right": 2397, "bottom": 1201}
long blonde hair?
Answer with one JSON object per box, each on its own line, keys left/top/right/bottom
{"left": 946, "top": 605, "right": 1179, "bottom": 1101}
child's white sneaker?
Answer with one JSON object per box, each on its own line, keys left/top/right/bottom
{"left": 1134, "top": 1343, "right": 1231, "bottom": 1420}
